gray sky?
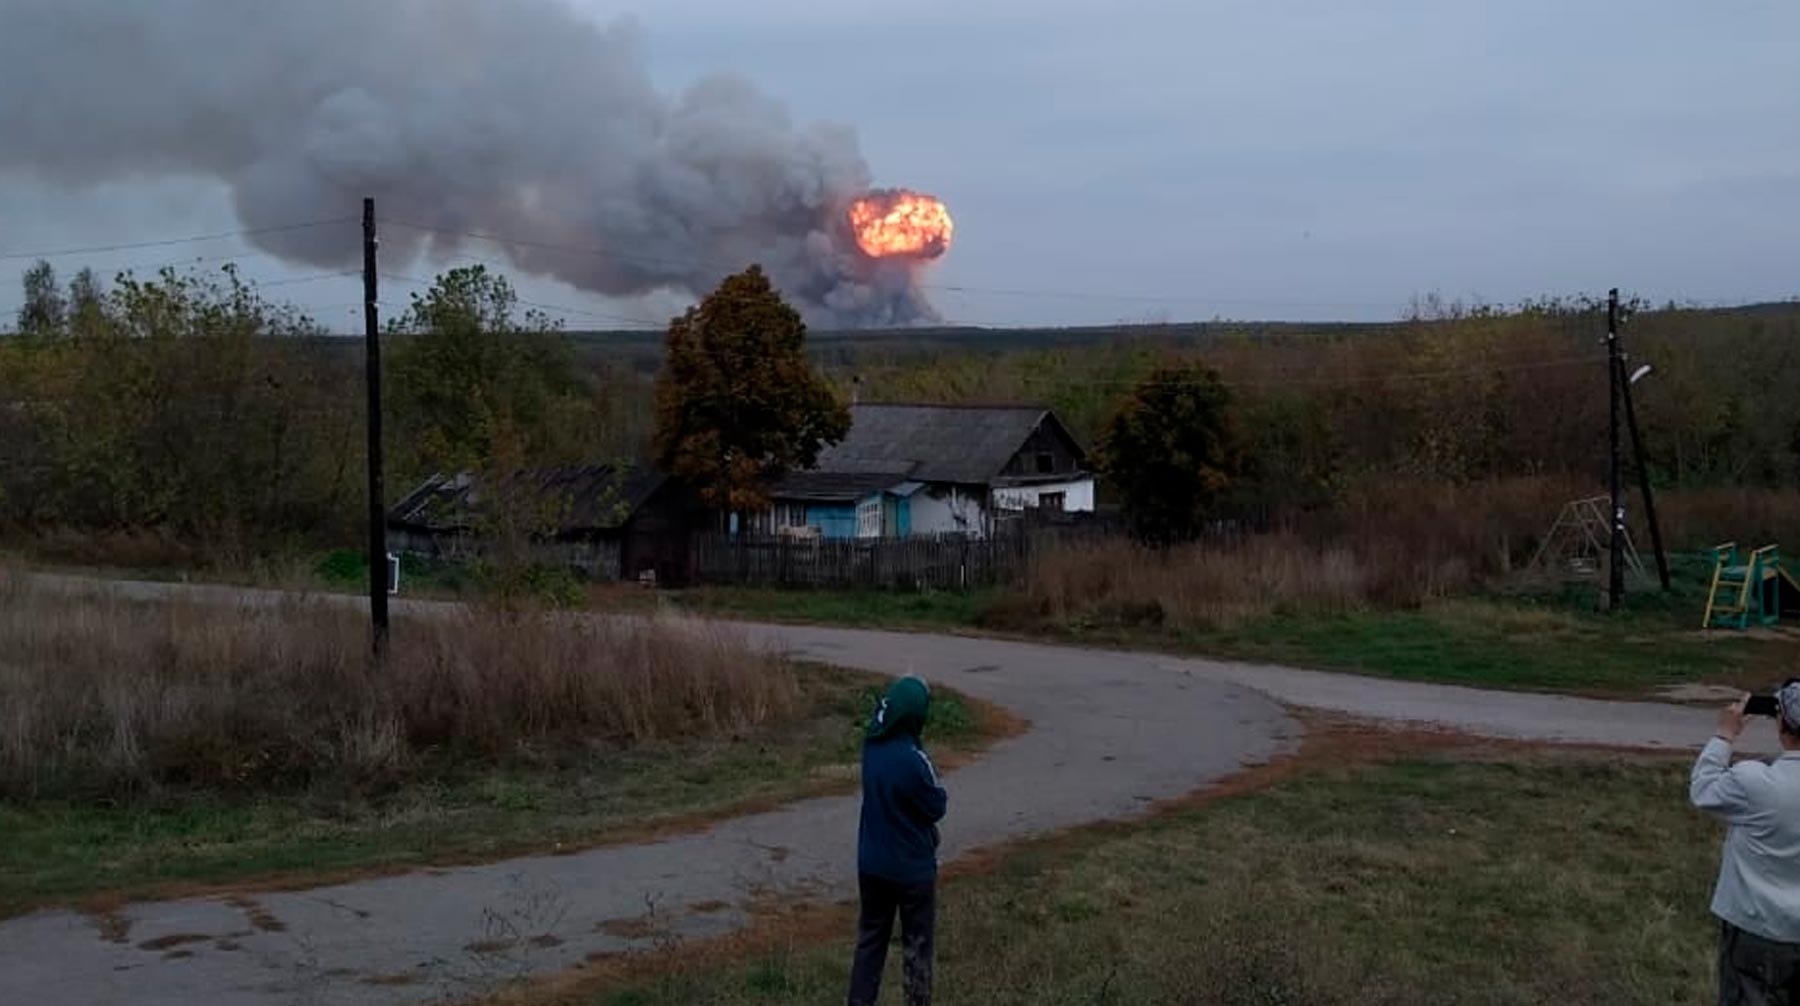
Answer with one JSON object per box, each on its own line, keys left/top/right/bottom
{"left": 3, "top": 0, "right": 1796, "bottom": 329}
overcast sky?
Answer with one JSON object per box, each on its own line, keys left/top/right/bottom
{"left": 2, "top": 0, "right": 1796, "bottom": 330}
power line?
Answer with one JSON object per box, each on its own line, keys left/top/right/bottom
{"left": 377, "top": 272, "right": 667, "bottom": 329}
{"left": 256, "top": 270, "right": 361, "bottom": 288}
{"left": 0, "top": 217, "right": 358, "bottom": 262}
{"left": 0, "top": 272, "right": 354, "bottom": 322}
{"left": 384, "top": 218, "right": 1800, "bottom": 321}
{"left": 383, "top": 218, "right": 1407, "bottom": 313}
{"left": 6, "top": 215, "right": 1793, "bottom": 329}
{"left": 96, "top": 247, "right": 308, "bottom": 278}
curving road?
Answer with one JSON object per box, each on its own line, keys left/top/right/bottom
{"left": 0, "top": 577, "right": 1739, "bottom": 1006}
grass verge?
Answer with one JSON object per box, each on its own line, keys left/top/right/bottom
{"left": 622, "top": 565, "right": 1797, "bottom": 697}
{"left": 1199, "top": 597, "right": 1793, "bottom": 693}
{"left": 637, "top": 586, "right": 1002, "bottom": 632}
{"left": 0, "top": 663, "right": 1004, "bottom": 919}
{"left": 559, "top": 736, "right": 1719, "bottom": 1005}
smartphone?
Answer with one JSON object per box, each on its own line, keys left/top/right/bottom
{"left": 1746, "top": 694, "right": 1780, "bottom": 717}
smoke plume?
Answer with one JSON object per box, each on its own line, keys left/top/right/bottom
{"left": 0, "top": 0, "right": 939, "bottom": 326}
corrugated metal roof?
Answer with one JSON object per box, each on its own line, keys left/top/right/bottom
{"left": 768, "top": 470, "right": 911, "bottom": 503}
{"left": 388, "top": 463, "right": 664, "bottom": 534}
{"left": 808, "top": 404, "right": 1075, "bottom": 485}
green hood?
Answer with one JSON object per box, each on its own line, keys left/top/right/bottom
{"left": 867, "top": 676, "right": 931, "bottom": 741}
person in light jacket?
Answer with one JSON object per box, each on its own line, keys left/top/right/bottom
{"left": 1692, "top": 680, "right": 1800, "bottom": 1005}
{"left": 847, "top": 676, "right": 947, "bottom": 1006}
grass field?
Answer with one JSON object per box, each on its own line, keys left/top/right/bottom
{"left": 13, "top": 551, "right": 1796, "bottom": 697}
{"left": 631, "top": 551, "right": 1797, "bottom": 697}
{"left": 0, "top": 662, "right": 996, "bottom": 918}
{"left": 570, "top": 745, "right": 1719, "bottom": 1006}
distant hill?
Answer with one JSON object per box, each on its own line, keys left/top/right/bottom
{"left": 559, "top": 319, "right": 1400, "bottom": 374}
{"left": 244, "top": 299, "right": 1800, "bottom": 375}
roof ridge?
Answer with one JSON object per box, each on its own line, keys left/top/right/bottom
{"left": 853, "top": 400, "right": 1048, "bottom": 412}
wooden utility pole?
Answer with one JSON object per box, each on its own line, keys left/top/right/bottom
{"left": 1606, "top": 288, "right": 1625, "bottom": 610}
{"left": 363, "top": 197, "right": 389, "bottom": 658}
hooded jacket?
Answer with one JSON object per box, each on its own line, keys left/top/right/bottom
{"left": 857, "top": 676, "right": 948, "bottom": 885}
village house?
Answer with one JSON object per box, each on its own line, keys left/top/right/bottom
{"left": 387, "top": 463, "right": 699, "bottom": 584}
{"left": 756, "top": 403, "right": 1093, "bottom": 540}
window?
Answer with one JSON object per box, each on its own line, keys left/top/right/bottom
{"left": 1040, "top": 492, "right": 1066, "bottom": 512}
{"left": 773, "top": 502, "right": 808, "bottom": 528}
{"left": 1035, "top": 452, "right": 1055, "bottom": 474}
{"left": 857, "top": 498, "right": 883, "bottom": 538}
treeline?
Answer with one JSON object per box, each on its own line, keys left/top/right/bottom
{"left": 4, "top": 255, "right": 1797, "bottom": 565}
{"left": 0, "top": 262, "right": 636, "bottom": 563}
{"left": 849, "top": 298, "right": 1800, "bottom": 517}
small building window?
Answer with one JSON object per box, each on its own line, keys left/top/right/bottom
{"left": 857, "top": 498, "right": 883, "bottom": 538}
{"left": 773, "top": 502, "right": 808, "bottom": 528}
{"left": 1041, "top": 492, "right": 1066, "bottom": 512}
{"left": 1036, "top": 452, "right": 1055, "bottom": 474}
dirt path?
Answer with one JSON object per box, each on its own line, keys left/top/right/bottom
{"left": 0, "top": 577, "right": 1739, "bottom": 1006}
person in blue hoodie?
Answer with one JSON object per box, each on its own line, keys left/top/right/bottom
{"left": 847, "top": 675, "right": 948, "bottom": 1006}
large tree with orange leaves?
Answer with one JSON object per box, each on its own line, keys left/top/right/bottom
{"left": 653, "top": 266, "right": 849, "bottom": 514}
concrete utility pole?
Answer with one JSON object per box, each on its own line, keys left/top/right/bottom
{"left": 1606, "top": 288, "right": 1625, "bottom": 610}
{"left": 364, "top": 197, "right": 389, "bottom": 658}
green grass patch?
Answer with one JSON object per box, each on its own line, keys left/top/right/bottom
{"left": 0, "top": 665, "right": 991, "bottom": 918}
{"left": 661, "top": 587, "right": 1006, "bottom": 631}
{"left": 1201, "top": 598, "right": 1793, "bottom": 693}
{"left": 635, "top": 567, "right": 1797, "bottom": 696}
{"left": 588, "top": 752, "right": 1720, "bottom": 1005}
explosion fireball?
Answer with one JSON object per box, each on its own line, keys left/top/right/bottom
{"left": 848, "top": 189, "right": 954, "bottom": 259}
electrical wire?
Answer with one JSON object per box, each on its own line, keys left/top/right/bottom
{"left": 0, "top": 217, "right": 359, "bottom": 262}
{"left": 377, "top": 272, "right": 667, "bottom": 329}
{"left": 382, "top": 219, "right": 1408, "bottom": 313}
{"left": 4, "top": 215, "right": 1792, "bottom": 332}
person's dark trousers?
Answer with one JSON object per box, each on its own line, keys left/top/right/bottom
{"left": 1721, "top": 921, "right": 1800, "bottom": 1005}
{"left": 847, "top": 872, "right": 935, "bottom": 1006}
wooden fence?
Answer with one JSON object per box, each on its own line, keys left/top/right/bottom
{"left": 689, "top": 533, "right": 1031, "bottom": 590}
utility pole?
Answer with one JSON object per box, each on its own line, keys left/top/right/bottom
{"left": 1606, "top": 288, "right": 1625, "bottom": 610}
{"left": 364, "top": 197, "right": 389, "bottom": 659}
{"left": 1620, "top": 355, "right": 1671, "bottom": 590}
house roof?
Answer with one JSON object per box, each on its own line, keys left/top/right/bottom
{"left": 768, "top": 470, "right": 911, "bottom": 503}
{"left": 806, "top": 404, "right": 1085, "bottom": 485}
{"left": 388, "top": 463, "right": 665, "bottom": 535}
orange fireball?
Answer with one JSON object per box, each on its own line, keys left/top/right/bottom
{"left": 847, "top": 190, "right": 954, "bottom": 259}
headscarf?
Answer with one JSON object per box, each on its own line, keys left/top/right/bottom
{"left": 867, "top": 676, "right": 932, "bottom": 741}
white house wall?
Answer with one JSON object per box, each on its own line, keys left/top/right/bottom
{"left": 991, "top": 478, "right": 1096, "bottom": 513}
{"left": 909, "top": 486, "right": 989, "bottom": 537}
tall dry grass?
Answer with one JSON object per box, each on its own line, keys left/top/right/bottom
{"left": 1010, "top": 534, "right": 1404, "bottom": 632}
{"left": 0, "top": 580, "right": 797, "bottom": 801}
{"left": 1013, "top": 478, "right": 1800, "bottom": 633}
{"left": 1659, "top": 487, "right": 1800, "bottom": 553}
{"left": 1014, "top": 478, "right": 1590, "bottom": 632}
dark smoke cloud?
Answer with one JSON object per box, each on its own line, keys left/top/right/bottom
{"left": 0, "top": 0, "right": 937, "bottom": 326}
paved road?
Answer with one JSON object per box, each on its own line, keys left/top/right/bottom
{"left": 0, "top": 577, "right": 1742, "bottom": 1005}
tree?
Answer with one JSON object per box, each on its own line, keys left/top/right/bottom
{"left": 388, "top": 266, "right": 603, "bottom": 482}
{"left": 18, "top": 260, "right": 66, "bottom": 337}
{"left": 66, "top": 268, "right": 108, "bottom": 338}
{"left": 387, "top": 266, "right": 614, "bottom": 565}
{"left": 653, "top": 265, "right": 849, "bottom": 513}
{"left": 3, "top": 264, "right": 352, "bottom": 543}
{"left": 1099, "top": 365, "right": 1241, "bottom": 545}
